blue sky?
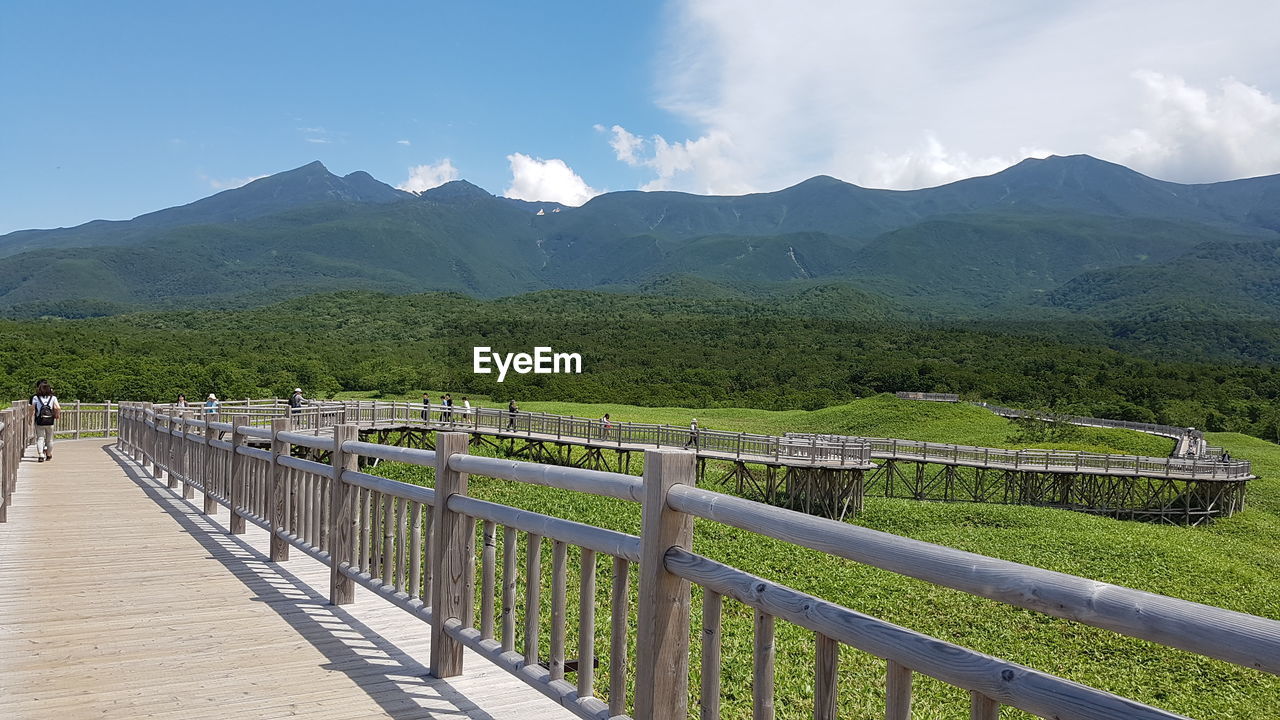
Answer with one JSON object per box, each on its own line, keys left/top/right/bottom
{"left": 4, "top": 1, "right": 1280, "bottom": 234}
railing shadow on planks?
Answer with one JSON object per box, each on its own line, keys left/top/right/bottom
{"left": 107, "top": 401, "right": 1280, "bottom": 720}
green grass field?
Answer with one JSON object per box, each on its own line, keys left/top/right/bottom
{"left": 354, "top": 393, "right": 1278, "bottom": 718}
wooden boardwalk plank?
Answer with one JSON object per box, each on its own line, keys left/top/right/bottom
{"left": 0, "top": 440, "right": 577, "bottom": 720}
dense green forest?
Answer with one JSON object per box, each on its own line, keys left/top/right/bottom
{"left": 4, "top": 289, "right": 1279, "bottom": 441}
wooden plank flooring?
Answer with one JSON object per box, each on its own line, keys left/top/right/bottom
{"left": 0, "top": 439, "right": 578, "bottom": 719}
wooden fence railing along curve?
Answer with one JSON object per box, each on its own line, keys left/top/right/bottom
{"left": 69, "top": 401, "right": 1275, "bottom": 719}
{"left": 175, "top": 399, "right": 1258, "bottom": 523}
{"left": 14, "top": 398, "right": 1258, "bottom": 524}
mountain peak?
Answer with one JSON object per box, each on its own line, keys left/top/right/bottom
{"left": 288, "top": 160, "right": 332, "bottom": 175}
{"left": 418, "top": 180, "right": 493, "bottom": 202}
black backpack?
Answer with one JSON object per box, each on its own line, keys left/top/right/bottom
{"left": 34, "top": 396, "right": 56, "bottom": 426}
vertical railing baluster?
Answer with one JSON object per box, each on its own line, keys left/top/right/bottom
{"left": 382, "top": 492, "right": 394, "bottom": 587}
{"left": 395, "top": 497, "right": 407, "bottom": 593}
{"left": 481, "top": 520, "right": 496, "bottom": 639}
{"left": 886, "top": 659, "right": 912, "bottom": 720}
{"left": 549, "top": 540, "right": 568, "bottom": 681}
{"left": 814, "top": 633, "right": 838, "bottom": 720}
{"left": 609, "top": 557, "right": 630, "bottom": 717}
{"left": 753, "top": 610, "right": 776, "bottom": 720}
{"left": 359, "top": 487, "right": 372, "bottom": 574}
{"left": 578, "top": 548, "right": 597, "bottom": 699}
{"left": 970, "top": 691, "right": 999, "bottom": 720}
{"left": 502, "top": 525, "right": 518, "bottom": 653}
{"left": 701, "top": 590, "right": 723, "bottom": 719}
{"left": 410, "top": 502, "right": 423, "bottom": 600}
{"left": 524, "top": 533, "right": 544, "bottom": 668}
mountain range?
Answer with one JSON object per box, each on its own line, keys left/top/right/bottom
{"left": 2, "top": 155, "right": 1278, "bottom": 327}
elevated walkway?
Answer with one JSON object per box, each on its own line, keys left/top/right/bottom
{"left": 0, "top": 440, "right": 573, "bottom": 720}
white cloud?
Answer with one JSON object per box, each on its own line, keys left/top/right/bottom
{"left": 397, "top": 159, "right": 460, "bottom": 193}
{"left": 865, "top": 135, "right": 1053, "bottom": 190}
{"left": 608, "top": 0, "right": 1280, "bottom": 191}
{"left": 608, "top": 125, "right": 644, "bottom": 166}
{"left": 396, "top": 139, "right": 412, "bottom": 146}
{"left": 504, "top": 153, "right": 600, "bottom": 205}
{"left": 1103, "top": 71, "right": 1280, "bottom": 182}
{"left": 205, "top": 174, "right": 269, "bottom": 190}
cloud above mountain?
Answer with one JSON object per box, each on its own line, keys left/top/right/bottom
{"left": 610, "top": 0, "right": 1280, "bottom": 192}
{"left": 504, "top": 153, "right": 599, "bottom": 206}
{"left": 398, "top": 160, "right": 460, "bottom": 193}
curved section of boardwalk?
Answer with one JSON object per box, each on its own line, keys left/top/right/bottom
{"left": 0, "top": 440, "right": 574, "bottom": 720}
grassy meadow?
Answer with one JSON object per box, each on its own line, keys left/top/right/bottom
{"left": 354, "top": 393, "right": 1277, "bottom": 718}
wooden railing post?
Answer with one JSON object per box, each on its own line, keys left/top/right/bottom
{"left": 138, "top": 403, "right": 150, "bottom": 467}
{"left": 165, "top": 412, "right": 179, "bottom": 490}
{"left": 269, "top": 417, "right": 292, "bottom": 562}
{"left": 181, "top": 412, "right": 195, "bottom": 500}
{"left": 634, "top": 448, "right": 697, "bottom": 719}
{"left": 329, "top": 424, "right": 358, "bottom": 605}
{"left": 203, "top": 413, "right": 219, "bottom": 515}
{"left": 228, "top": 415, "right": 248, "bottom": 534}
{"left": 2, "top": 408, "right": 11, "bottom": 523}
{"left": 430, "top": 431, "right": 472, "bottom": 678}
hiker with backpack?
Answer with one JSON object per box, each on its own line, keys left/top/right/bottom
{"left": 288, "top": 388, "right": 307, "bottom": 415}
{"left": 29, "top": 380, "right": 61, "bottom": 463}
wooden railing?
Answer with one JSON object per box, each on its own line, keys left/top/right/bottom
{"left": 973, "top": 401, "right": 1215, "bottom": 457}
{"left": 895, "top": 391, "right": 960, "bottom": 402}
{"left": 786, "top": 432, "right": 1253, "bottom": 480}
{"left": 113, "top": 402, "right": 1280, "bottom": 719}
{"left": 0, "top": 401, "right": 34, "bottom": 523}
{"left": 149, "top": 399, "right": 1252, "bottom": 480}
{"left": 152, "top": 400, "right": 877, "bottom": 468}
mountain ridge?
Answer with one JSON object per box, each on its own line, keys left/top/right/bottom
{"left": 2, "top": 154, "right": 1279, "bottom": 331}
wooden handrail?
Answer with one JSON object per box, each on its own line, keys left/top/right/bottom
{"left": 100, "top": 408, "right": 1280, "bottom": 720}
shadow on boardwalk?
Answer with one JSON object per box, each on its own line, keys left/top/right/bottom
{"left": 104, "top": 443, "right": 504, "bottom": 720}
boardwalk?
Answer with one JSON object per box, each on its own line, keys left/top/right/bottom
{"left": 0, "top": 439, "right": 574, "bottom": 720}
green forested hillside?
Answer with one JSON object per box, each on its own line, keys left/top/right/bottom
{"left": 3, "top": 155, "right": 1280, "bottom": 337}
{"left": 5, "top": 289, "right": 1279, "bottom": 441}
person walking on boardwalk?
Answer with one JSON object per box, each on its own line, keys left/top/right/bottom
{"left": 683, "top": 418, "right": 699, "bottom": 449}
{"left": 443, "top": 394, "right": 453, "bottom": 422}
{"left": 204, "top": 394, "right": 219, "bottom": 414}
{"left": 507, "top": 399, "right": 519, "bottom": 430}
{"left": 601, "top": 413, "right": 612, "bottom": 439}
{"left": 29, "top": 380, "right": 61, "bottom": 463}
{"left": 175, "top": 394, "right": 189, "bottom": 408}
{"left": 421, "top": 394, "right": 431, "bottom": 422}
{"left": 462, "top": 397, "right": 472, "bottom": 418}
{"left": 288, "top": 388, "right": 306, "bottom": 415}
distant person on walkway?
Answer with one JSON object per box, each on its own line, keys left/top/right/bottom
{"left": 204, "top": 394, "right": 219, "bottom": 414}
{"left": 30, "top": 380, "right": 60, "bottom": 463}
{"left": 462, "top": 397, "right": 472, "bottom": 418}
{"left": 1221, "top": 450, "right": 1231, "bottom": 463}
{"left": 443, "top": 394, "right": 453, "bottom": 422}
{"left": 421, "top": 394, "right": 432, "bottom": 421}
{"left": 507, "top": 400, "right": 519, "bottom": 430}
{"left": 601, "top": 413, "right": 612, "bottom": 439}
{"left": 683, "top": 418, "right": 699, "bottom": 449}
{"left": 288, "top": 388, "right": 306, "bottom": 415}
{"left": 176, "top": 394, "right": 188, "bottom": 408}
